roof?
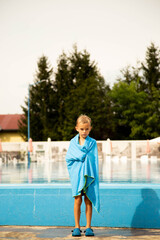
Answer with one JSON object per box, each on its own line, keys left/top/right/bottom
{"left": 0, "top": 114, "right": 23, "bottom": 131}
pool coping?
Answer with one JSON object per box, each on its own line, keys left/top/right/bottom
{"left": 0, "top": 182, "right": 160, "bottom": 189}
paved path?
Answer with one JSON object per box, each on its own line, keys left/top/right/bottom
{"left": 0, "top": 226, "right": 160, "bottom": 240}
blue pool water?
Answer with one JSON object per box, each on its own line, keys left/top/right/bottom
{"left": 0, "top": 157, "right": 160, "bottom": 184}
{"left": 1, "top": 158, "right": 160, "bottom": 228}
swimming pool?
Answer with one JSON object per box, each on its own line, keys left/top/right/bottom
{"left": 1, "top": 157, "right": 160, "bottom": 228}
{"left": 0, "top": 157, "right": 159, "bottom": 184}
{"left": 1, "top": 139, "right": 160, "bottom": 228}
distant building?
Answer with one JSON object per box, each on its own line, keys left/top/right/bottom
{"left": 0, "top": 114, "right": 24, "bottom": 142}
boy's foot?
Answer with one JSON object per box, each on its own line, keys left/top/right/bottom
{"left": 72, "top": 228, "right": 82, "bottom": 237}
{"left": 84, "top": 228, "right": 94, "bottom": 236}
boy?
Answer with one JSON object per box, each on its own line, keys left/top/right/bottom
{"left": 66, "top": 115, "right": 100, "bottom": 237}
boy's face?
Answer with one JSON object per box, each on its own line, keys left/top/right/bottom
{"left": 75, "top": 122, "right": 92, "bottom": 139}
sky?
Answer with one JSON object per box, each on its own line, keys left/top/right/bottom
{"left": 0, "top": 0, "right": 160, "bottom": 114}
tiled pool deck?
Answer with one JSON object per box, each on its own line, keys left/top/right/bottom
{"left": 0, "top": 226, "right": 160, "bottom": 240}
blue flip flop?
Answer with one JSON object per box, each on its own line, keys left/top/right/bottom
{"left": 72, "top": 228, "right": 82, "bottom": 237}
{"left": 84, "top": 228, "right": 94, "bottom": 236}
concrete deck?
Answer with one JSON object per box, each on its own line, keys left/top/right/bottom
{"left": 0, "top": 226, "right": 160, "bottom": 240}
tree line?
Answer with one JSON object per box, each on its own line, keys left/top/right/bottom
{"left": 19, "top": 43, "right": 160, "bottom": 141}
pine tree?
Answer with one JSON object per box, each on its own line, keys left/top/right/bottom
{"left": 53, "top": 52, "right": 74, "bottom": 140}
{"left": 54, "top": 45, "right": 113, "bottom": 140}
{"left": 141, "top": 42, "right": 160, "bottom": 95}
{"left": 19, "top": 56, "right": 55, "bottom": 141}
{"left": 111, "top": 43, "right": 160, "bottom": 139}
{"left": 140, "top": 43, "right": 160, "bottom": 138}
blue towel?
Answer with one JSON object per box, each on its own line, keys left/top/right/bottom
{"left": 66, "top": 134, "right": 100, "bottom": 213}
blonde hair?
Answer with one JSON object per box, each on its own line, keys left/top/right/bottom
{"left": 76, "top": 114, "right": 91, "bottom": 126}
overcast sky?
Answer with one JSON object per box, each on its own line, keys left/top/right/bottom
{"left": 0, "top": 0, "right": 160, "bottom": 114}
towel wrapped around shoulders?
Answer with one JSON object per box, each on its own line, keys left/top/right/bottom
{"left": 66, "top": 134, "right": 100, "bottom": 213}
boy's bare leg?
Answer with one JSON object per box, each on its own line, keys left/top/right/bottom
{"left": 84, "top": 194, "right": 92, "bottom": 228}
{"left": 74, "top": 195, "right": 82, "bottom": 228}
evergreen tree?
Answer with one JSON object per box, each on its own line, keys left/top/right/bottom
{"left": 53, "top": 52, "right": 74, "bottom": 140}
{"left": 63, "top": 76, "right": 113, "bottom": 140}
{"left": 141, "top": 42, "right": 160, "bottom": 95}
{"left": 111, "top": 43, "right": 160, "bottom": 139}
{"left": 54, "top": 45, "right": 113, "bottom": 140}
{"left": 140, "top": 43, "right": 160, "bottom": 138}
{"left": 19, "top": 56, "right": 56, "bottom": 141}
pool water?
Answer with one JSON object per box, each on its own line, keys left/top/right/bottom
{"left": 0, "top": 157, "right": 160, "bottom": 184}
